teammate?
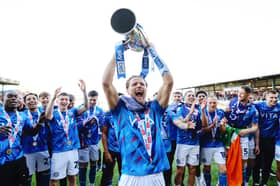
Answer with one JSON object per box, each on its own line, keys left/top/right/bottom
{"left": 18, "top": 93, "right": 27, "bottom": 112}
{"left": 162, "top": 91, "right": 183, "bottom": 186}
{"left": 195, "top": 90, "right": 208, "bottom": 186}
{"left": 100, "top": 110, "right": 122, "bottom": 186}
{"left": 38, "top": 91, "right": 51, "bottom": 112}
{"left": 0, "top": 91, "right": 44, "bottom": 185}
{"left": 226, "top": 86, "right": 259, "bottom": 185}
{"left": 245, "top": 93, "right": 259, "bottom": 185}
{"left": 253, "top": 90, "right": 280, "bottom": 186}
{"left": 78, "top": 90, "right": 104, "bottom": 186}
{"left": 45, "top": 80, "right": 89, "bottom": 186}
{"left": 172, "top": 90, "right": 208, "bottom": 186}
{"left": 23, "top": 93, "right": 50, "bottom": 186}
{"left": 200, "top": 95, "right": 227, "bottom": 186}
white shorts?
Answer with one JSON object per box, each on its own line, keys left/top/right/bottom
{"left": 78, "top": 144, "right": 99, "bottom": 163}
{"left": 201, "top": 147, "right": 226, "bottom": 165}
{"left": 119, "top": 172, "right": 164, "bottom": 186}
{"left": 24, "top": 151, "right": 50, "bottom": 175}
{"left": 50, "top": 149, "right": 79, "bottom": 180}
{"left": 240, "top": 137, "right": 249, "bottom": 160}
{"left": 248, "top": 137, "right": 256, "bottom": 159}
{"left": 175, "top": 144, "right": 200, "bottom": 166}
{"left": 275, "top": 145, "right": 280, "bottom": 161}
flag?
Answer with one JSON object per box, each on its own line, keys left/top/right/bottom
{"left": 225, "top": 126, "right": 243, "bottom": 186}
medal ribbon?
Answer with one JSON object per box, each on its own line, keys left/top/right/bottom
{"left": 28, "top": 110, "right": 40, "bottom": 142}
{"left": 207, "top": 110, "right": 218, "bottom": 140}
{"left": 58, "top": 110, "right": 70, "bottom": 140}
{"left": 84, "top": 106, "right": 97, "bottom": 136}
{"left": 135, "top": 110, "right": 152, "bottom": 157}
{"left": 5, "top": 111, "right": 20, "bottom": 148}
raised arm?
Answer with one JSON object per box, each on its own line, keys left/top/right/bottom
{"left": 183, "top": 101, "right": 196, "bottom": 122}
{"left": 102, "top": 55, "right": 119, "bottom": 110}
{"left": 45, "top": 87, "right": 61, "bottom": 120}
{"left": 77, "top": 79, "right": 89, "bottom": 115}
{"left": 200, "top": 100, "right": 208, "bottom": 128}
{"left": 148, "top": 45, "right": 173, "bottom": 108}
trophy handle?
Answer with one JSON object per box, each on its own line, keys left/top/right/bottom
{"left": 137, "top": 26, "right": 150, "bottom": 48}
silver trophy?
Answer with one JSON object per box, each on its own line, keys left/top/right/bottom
{"left": 111, "top": 8, "right": 148, "bottom": 52}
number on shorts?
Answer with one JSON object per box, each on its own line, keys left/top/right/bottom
{"left": 220, "top": 152, "right": 226, "bottom": 159}
{"left": 44, "top": 158, "right": 49, "bottom": 165}
{"left": 74, "top": 161, "right": 79, "bottom": 169}
{"left": 243, "top": 148, "right": 248, "bottom": 155}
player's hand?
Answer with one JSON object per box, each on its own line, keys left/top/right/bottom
{"left": 186, "top": 121, "right": 195, "bottom": 129}
{"left": 104, "top": 151, "right": 113, "bottom": 163}
{"left": 190, "top": 100, "right": 196, "bottom": 114}
{"left": 200, "top": 99, "right": 207, "bottom": 110}
{"left": 255, "top": 145, "right": 260, "bottom": 155}
{"left": 78, "top": 79, "right": 86, "bottom": 92}
{"left": 38, "top": 112, "right": 46, "bottom": 124}
{"left": 90, "top": 118, "right": 97, "bottom": 125}
{"left": 219, "top": 117, "right": 227, "bottom": 133}
{"left": 0, "top": 126, "right": 12, "bottom": 136}
{"left": 54, "top": 87, "right": 62, "bottom": 98}
{"left": 212, "top": 116, "right": 218, "bottom": 128}
{"left": 225, "top": 106, "right": 231, "bottom": 113}
{"left": 238, "top": 129, "right": 247, "bottom": 137}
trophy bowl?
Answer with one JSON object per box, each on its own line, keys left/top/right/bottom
{"left": 111, "top": 8, "right": 147, "bottom": 52}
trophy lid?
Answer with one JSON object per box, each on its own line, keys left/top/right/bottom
{"left": 111, "top": 8, "right": 136, "bottom": 34}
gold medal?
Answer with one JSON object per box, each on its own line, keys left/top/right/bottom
{"left": 67, "top": 140, "right": 72, "bottom": 145}
{"left": 6, "top": 149, "right": 12, "bottom": 155}
{"left": 32, "top": 141, "right": 38, "bottom": 146}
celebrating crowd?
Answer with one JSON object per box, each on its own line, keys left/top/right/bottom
{"left": 1, "top": 41, "right": 280, "bottom": 186}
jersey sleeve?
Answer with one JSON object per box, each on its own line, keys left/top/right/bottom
{"left": 171, "top": 105, "right": 183, "bottom": 123}
{"left": 251, "top": 106, "right": 259, "bottom": 125}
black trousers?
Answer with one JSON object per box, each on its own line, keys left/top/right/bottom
{"left": 164, "top": 140, "right": 177, "bottom": 186}
{"left": 253, "top": 138, "right": 275, "bottom": 184}
{"left": 101, "top": 150, "right": 122, "bottom": 186}
{"left": 0, "top": 156, "right": 29, "bottom": 186}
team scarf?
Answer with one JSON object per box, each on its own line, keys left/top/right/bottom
{"left": 120, "top": 96, "right": 150, "bottom": 112}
